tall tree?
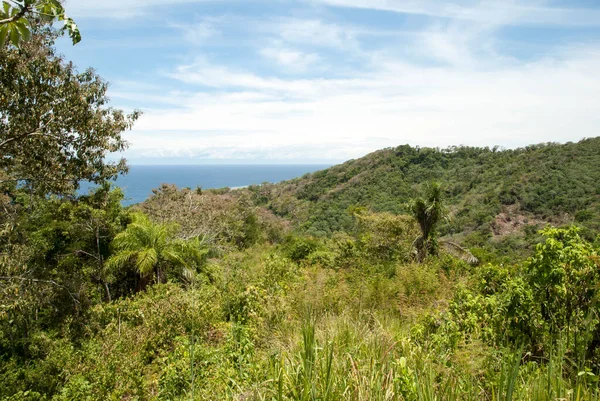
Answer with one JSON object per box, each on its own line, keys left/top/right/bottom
{"left": 0, "top": 185, "right": 130, "bottom": 357}
{"left": 0, "top": 27, "right": 139, "bottom": 196}
{"left": 409, "top": 182, "right": 447, "bottom": 261}
{"left": 106, "top": 213, "right": 207, "bottom": 291}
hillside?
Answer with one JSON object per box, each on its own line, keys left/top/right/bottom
{"left": 252, "top": 137, "right": 600, "bottom": 257}
{"left": 3, "top": 142, "right": 600, "bottom": 399}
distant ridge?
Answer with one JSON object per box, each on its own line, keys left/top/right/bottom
{"left": 251, "top": 138, "right": 600, "bottom": 256}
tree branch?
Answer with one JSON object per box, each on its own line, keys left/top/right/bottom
{"left": 0, "top": 275, "right": 80, "bottom": 303}
{"left": 73, "top": 249, "right": 100, "bottom": 261}
{"left": 0, "top": 3, "right": 30, "bottom": 25}
{"left": 0, "top": 129, "right": 60, "bottom": 150}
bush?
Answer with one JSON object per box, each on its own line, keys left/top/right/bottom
{"left": 281, "top": 235, "right": 320, "bottom": 262}
{"left": 439, "top": 226, "right": 600, "bottom": 366}
{"left": 55, "top": 283, "right": 222, "bottom": 400}
{"left": 354, "top": 210, "right": 417, "bottom": 262}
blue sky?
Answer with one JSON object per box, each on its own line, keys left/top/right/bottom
{"left": 59, "top": 0, "right": 600, "bottom": 164}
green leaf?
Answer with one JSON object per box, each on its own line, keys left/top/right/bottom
{"left": 2, "top": 1, "right": 10, "bottom": 16}
{"left": 9, "top": 25, "right": 20, "bottom": 47}
{"left": 15, "top": 21, "right": 31, "bottom": 42}
{"left": 64, "top": 17, "right": 81, "bottom": 44}
{"left": 34, "top": 1, "right": 64, "bottom": 22}
{"left": 48, "top": 0, "right": 64, "bottom": 10}
{"left": 136, "top": 248, "right": 158, "bottom": 276}
{"left": 8, "top": 3, "right": 18, "bottom": 17}
{"left": 0, "top": 25, "right": 8, "bottom": 47}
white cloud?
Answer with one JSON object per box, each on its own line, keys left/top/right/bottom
{"left": 276, "top": 18, "right": 358, "bottom": 49}
{"left": 171, "top": 19, "right": 218, "bottom": 44}
{"left": 65, "top": 0, "right": 226, "bottom": 19}
{"left": 260, "top": 46, "right": 320, "bottom": 72}
{"left": 309, "top": 0, "right": 600, "bottom": 26}
{"left": 116, "top": 42, "right": 600, "bottom": 161}
{"left": 168, "top": 58, "right": 348, "bottom": 95}
{"left": 71, "top": 0, "right": 600, "bottom": 162}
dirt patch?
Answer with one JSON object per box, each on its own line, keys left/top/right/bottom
{"left": 491, "top": 205, "right": 545, "bottom": 237}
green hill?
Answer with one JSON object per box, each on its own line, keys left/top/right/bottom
{"left": 252, "top": 137, "right": 600, "bottom": 256}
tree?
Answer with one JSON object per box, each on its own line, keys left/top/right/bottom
{"left": 0, "top": 27, "right": 139, "bottom": 195}
{"left": 138, "top": 184, "right": 263, "bottom": 249}
{"left": 106, "top": 213, "right": 207, "bottom": 291}
{"left": 351, "top": 208, "right": 418, "bottom": 262}
{"left": 409, "top": 182, "right": 447, "bottom": 261}
{"left": 65, "top": 183, "right": 132, "bottom": 301}
{"left": 0, "top": 0, "right": 80, "bottom": 47}
{"left": 0, "top": 185, "right": 130, "bottom": 357}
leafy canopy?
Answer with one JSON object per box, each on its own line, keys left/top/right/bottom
{"left": 0, "top": 28, "right": 140, "bottom": 195}
{"left": 0, "top": 0, "right": 80, "bottom": 47}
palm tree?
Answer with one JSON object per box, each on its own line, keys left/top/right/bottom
{"left": 106, "top": 213, "right": 207, "bottom": 290}
{"left": 409, "top": 182, "right": 447, "bottom": 262}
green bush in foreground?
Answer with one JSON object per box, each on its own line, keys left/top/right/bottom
{"left": 422, "top": 226, "right": 600, "bottom": 375}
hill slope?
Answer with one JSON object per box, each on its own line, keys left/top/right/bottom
{"left": 251, "top": 137, "right": 600, "bottom": 254}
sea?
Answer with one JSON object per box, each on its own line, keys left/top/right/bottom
{"left": 79, "top": 164, "right": 330, "bottom": 206}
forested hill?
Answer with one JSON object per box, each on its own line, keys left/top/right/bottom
{"left": 251, "top": 137, "right": 600, "bottom": 251}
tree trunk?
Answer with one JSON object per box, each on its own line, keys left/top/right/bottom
{"left": 104, "top": 281, "right": 112, "bottom": 302}
{"left": 136, "top": 273, "right": 150, "bottom": 292}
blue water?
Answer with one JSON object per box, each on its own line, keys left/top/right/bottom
{"left": 80, "top": 165, "right": 330, "bottom": 206}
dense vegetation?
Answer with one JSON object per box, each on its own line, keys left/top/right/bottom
{"left": 251, "top": 139, "right": 600, "bottom": 261}
{"left": 3, "top": 182, "right": 600, "bottom": 400}
{"left": 2, "top": 11, "right": 600, "bottom": 401}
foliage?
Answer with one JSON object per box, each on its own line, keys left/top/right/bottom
{"left": 353, "top": 208, "right": 418, "bottom": 263}
{"left": 408, "top": 182, "right": 447, "bottom": 261}
{"left": 0, "top": 27, "right": 139, "bottom": 196}
{"left": 281, "top": 235, "right": 321, "bottom": 262}
{"left": 50, "top": 283, "right": 221, "bottom": 401}
{"left": 0, "top": 185, "right": 130, "bottom": 359}
{"left": 255, "top": 139, "right": 600, "bottom": 258}
{"left": 427, "top": 226, "right": 600, "bottom": 370}
{"left": 137, "top": 184, "right": 287, "bottom": 251}
{"left": 106, "top": 213, "right": 208, "bottom": 289}
{"left": 0, "top": 0, "right": 80, "bottom": 47}
{"left": 3, "top": 189, "right": 600, "bottom": 400}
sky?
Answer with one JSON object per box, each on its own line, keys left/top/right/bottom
{"left": 59, "top": 0, "right": 600, "bottom": 164}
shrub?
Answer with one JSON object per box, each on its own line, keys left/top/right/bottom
{"left": 442, "top": 226, "right": 600, "bottom": 366}
{"left": 281, "top": 235, "right": 320, "bottom": 262}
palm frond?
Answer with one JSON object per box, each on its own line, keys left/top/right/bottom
{"left": 105, "top": 250, "right": 136, "bottom": 271}
{"left": 181, "top": 266, "right": 197, "bottom": 284}
{"left": 162, "top": 248, "right": 188, "bottom": 268}
{"left": 108, "top": 211, "right": 208, "bottom": 284}
{"left": 136, "top": 247, "right": 158, "bottom": 276}
{"left": 441, "top": 240, "right": 479, "bottom": 265}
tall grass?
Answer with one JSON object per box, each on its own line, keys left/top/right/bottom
{"left": 243, "top": 314, "right": 600, "bottom": 401}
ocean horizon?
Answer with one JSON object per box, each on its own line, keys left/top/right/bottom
{"left": 79, "top": 164, "right": 331, "bottom": 206}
